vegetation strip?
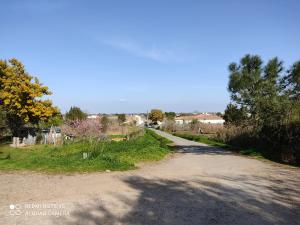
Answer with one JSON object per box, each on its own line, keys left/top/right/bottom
{"left": 0, "top": 129, "right": 171, "bottom": 173}
{"left": 172, "top": 132, "right": 265, "bottom": 159}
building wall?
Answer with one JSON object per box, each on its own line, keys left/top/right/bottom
{"left": 133, "top": 115, "right": 144, "bottom": 126}
{"left": 198, "top": 119, "right": 225, "bottom": 124}
{"left": 175, "top": 119, "right": 224, "bottom": 125}
{"left": 175, "top": 120, "right": 183, "bottom": 125}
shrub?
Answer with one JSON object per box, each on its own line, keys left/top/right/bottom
{"left": 214, "top": 124, "right": 300, "bottom": 164}
{"left": 162, "top": 120, "right": 176, "bottom": 133}
{"left": 260, "top": 122, "right": 300, "bottom": 164}
{"left": 100, "top": 116, "right": 109, "bottom": 132}
{"left": 117, "top": 114, "right": 126, "bottom": 124}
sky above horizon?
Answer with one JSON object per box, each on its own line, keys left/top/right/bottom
{"left": 1, "top": 0, "right": 300, "bottom": 114}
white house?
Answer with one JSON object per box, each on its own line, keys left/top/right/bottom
{"left": 133, "top": 115, "right": 144, "bottom": 126}
{"left": 125, "top": 114, "right": 145, "bottom": 126}
{"left": 175, "top": 114, "right": 224, "bottom": 125}
{"left": 87, "top": 114, "right": 100, "bottom": 119}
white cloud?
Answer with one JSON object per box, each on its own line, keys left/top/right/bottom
{"left": 103, "top": 39, "right": 181, "bottom": 63}
{"left": 118, "top": 99, "right": 126, "bottom": 103}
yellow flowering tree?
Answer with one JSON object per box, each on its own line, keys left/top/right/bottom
{"left": 0, "top": 58, "right": 59, "bottom": 136}
{"left": 149, "top": 109, "right": 164, "bottom": 123}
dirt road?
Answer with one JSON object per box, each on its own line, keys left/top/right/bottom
{"left": 1, "top": 129, "right": 299, "bottom": 225}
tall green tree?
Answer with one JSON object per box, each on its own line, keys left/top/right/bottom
{"left": 39, "top": 114, "right": 63, "bottom": 128}
{"left": 283, "top": 60, "right": 300, "bottom": 99}
{"left": 227, "top": 55, "right": 291, "bottom": 128}
{"left": 226, "top": 55, "right": 300, "bottom": 164}
{"left": 65, "top": 107, "right": 87, "bottom": 121}
{"left": 165, "top": 112, "right": 176, "bottom": 120}
{"left": 282, "top": 61, "right": 300, "bottom": 122}
{"left": 228, "top": 54, "right": 264, "bottom": 126}
{"left": 223, "top": 104, "right": 248, "bottom": 126}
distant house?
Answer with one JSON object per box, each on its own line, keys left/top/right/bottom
{"left": 175, "top": 113, "right": 224, "bottom": 125}
{"left": 87, "top": 114, "right": 100, "bottom": 119}
{"left": 132, "top": 115, "right": 144, "bottom": 126}
{"left": 126, "top": 114, "right": 145, "bottom": 126}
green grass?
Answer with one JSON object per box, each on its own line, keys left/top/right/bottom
{"left": 147, "top": 129, "right": 173, "bottom": 148}
{"left": 173, "top": 132, "right": 264, "bottom": 158}
{"left": 173, "top": 133, "right": 230, "bottom": 148}
{"left": 0, "top": 129, "right": 171, "bottom": 173}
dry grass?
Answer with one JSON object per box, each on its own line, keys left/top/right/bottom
{"left": 106, "top": 123, "right": 141, "bottom": 136}
{"left": 163, "top": 121, "right": 224, "bottom": 136}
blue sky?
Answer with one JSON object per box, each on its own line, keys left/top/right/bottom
{"left": 1, "top": 0, "right": 300, "bottom": 113}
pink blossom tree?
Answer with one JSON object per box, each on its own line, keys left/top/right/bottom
{"left": 61, "top": 119, "right": 102, "bottom": 138}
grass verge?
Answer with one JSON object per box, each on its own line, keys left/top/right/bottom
{"left": 0, "top": 129, "right": 171, "bottom": 173}
{"left": 173, "top": 132, "right": 264, "bottom": 159}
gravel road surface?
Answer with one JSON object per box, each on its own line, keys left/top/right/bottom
{"left": 1, "top": 129, "right": 299, "bottom": 225}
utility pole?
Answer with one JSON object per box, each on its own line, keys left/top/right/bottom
{"left": 146, "top": 110, "right": 149, "bottom": 126}
{"left": 146, "top": 110, "right": 148, "bottom": 121}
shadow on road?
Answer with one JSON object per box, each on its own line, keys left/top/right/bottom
{"left": 55, "top": 173, "right": 300, "bottom": 225}
{"left": 175, "top": 145, "right": 232, "bottom": 155}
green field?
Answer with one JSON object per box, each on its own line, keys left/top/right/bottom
{"left": 0, "top": 129, "right": 172, "bottom": 173}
